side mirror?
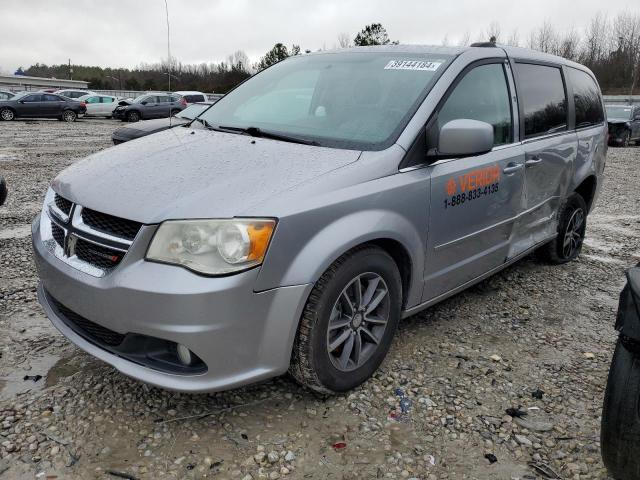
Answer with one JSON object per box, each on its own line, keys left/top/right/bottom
{"left": 437, "top": 119, "right": 494, "bottom": 157}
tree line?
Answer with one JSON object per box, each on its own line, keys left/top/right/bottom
{"left": 15, "top": 12, "right": 640, "bottom": 95}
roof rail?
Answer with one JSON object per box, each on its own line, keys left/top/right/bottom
{"left": 470, "top": 42, "right": 498, "bottom": 47}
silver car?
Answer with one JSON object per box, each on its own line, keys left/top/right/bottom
{"left": 32, "top": 45, "right": 607, "bottom": 394}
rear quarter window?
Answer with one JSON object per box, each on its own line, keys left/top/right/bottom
{"left": 568, "top": 68, "right": 604, "bottom": 128}
{"left": 514, "top": 63, "right": 568, "bottom": 139}
{"left": 185, "top": 94, "right": 205, "bottom": 103}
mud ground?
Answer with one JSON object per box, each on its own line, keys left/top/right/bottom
{"left": 0, "top": 118, "right": 638, "bottom": 479}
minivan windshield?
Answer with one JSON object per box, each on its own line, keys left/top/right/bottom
{"left": 198, "top": 52, "right": 452, "bottom": 150}
{"left": 606, "top": 105, "right": 633, "bottom": 120}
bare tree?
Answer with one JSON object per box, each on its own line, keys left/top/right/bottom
{"left": 227, "top": 50, "right": 251, "bottom": 73}
{"left": 530, "top": 21, "right": 558, "bottom": 54}
{"left": 337, "top": 32, "right": 351, "bottom": 48}
{"left": 506, "top": 29, "right": 520, "bottom": 47}
{"left": 457, "top": 30, "right": 471, "bottom": 47}
{"left": 557, "top": 27, "right": 580, "bottom": 61}
{"left": 581, "top": 13, "right": 609, "bottom": 66}
{"left": 441, "top": 33, "right": 450, "bottom": 47}
{"left": 486, "top": 21, "right": 501, "bottom": 43}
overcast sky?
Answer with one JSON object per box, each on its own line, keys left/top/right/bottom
{"left": 1, "top": 0, "right": 638, "bottom": 73}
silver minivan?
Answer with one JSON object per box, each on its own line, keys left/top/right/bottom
{"left": 32, "top": 45, "right": 607, "bottom": 394}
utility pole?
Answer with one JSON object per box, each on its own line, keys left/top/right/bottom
{"left": 68, "top": 59, "right": 73, "bottom": 80}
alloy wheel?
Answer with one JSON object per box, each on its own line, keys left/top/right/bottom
{"left": 563, "top": 207, "right": 585, "bottom": 258}
{"left": 326, "top": 272, "right": 390, "bottom": 372}
{"left": 0, "top": 109, "right": 14, "bottom": 121}
{"left": 63, "top": 111, "right": 75, "bottom": 122}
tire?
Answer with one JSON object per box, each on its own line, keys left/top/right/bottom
{"left": 601, "top": 340, "right": 640, "bottom": 479}
{"left": 289, "top": 246, "right": 402, "bottom": 394}
{"left": 0, "top": 177, "right": 7, "bottom": 206}
{"left": 0, "top": 107, "right": 15, "bottom": 121}
{"left": 127, "top": 111, "right": 140, "bottom": 122}
{"left": 62, "top": 110, "right": 77, "bottom": 123}
{"left": 537, "top": 192, "right": 587, "bottom": 264}
{"left": 622, "top": 131, "right": 631, "bottom": 147}
{"left": 170, "top": 109, "right": 180, "bottom": 116}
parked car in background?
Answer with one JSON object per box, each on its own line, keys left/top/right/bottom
{"left": 78, "top": 93, "right": 120, "bottom": 118}
{"left": 601, "top": 263, "right": 640, "bottom": 479}
{"left": 0, "top": 90, "right": 15, "bottom": 100}
{"left": 0, "top": 92, "right": 86, "bottom": 122}
{"left": 606, "top": 104, "right": 640, "bottom": 146}
{"left": 33, "top": 45, "right": 606, "bottom": 395}
{"left": 112, "top": 102, "right": 213, "bottom": 144}
{"left": 112, "top": 93, "right": 186, "bottom": 122}
{"left": 54, "top": 89, "right": 95, "bottom": 99}
{"left": 174, "top": 91, "right": 208, "bottom": 104}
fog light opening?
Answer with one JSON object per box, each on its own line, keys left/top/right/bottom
{"left": 176, "top": 344, "right": 193, "bottom": 366}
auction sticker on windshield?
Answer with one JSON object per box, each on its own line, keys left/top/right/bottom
{"left": 384, "top": 60, "right": 443, "bottom": 71}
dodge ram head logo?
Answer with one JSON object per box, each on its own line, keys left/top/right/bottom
{"left": 64, "top": 233, "right": 78, "bottom": 257}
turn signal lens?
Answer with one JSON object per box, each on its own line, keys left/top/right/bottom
{"left": 146, "top": 218, "right": 276, "bottom": 275}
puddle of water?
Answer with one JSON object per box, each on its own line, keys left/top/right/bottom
{"left": 0, "top": 224, "right": 31, "bottom": 240}
{"left": 0, "top": 353, "right": 81, "bottom": 401}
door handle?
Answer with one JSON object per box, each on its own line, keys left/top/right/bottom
{"left": 525, "top": 156, "right": 542, "bottom": 168}
{"left": 503, "top": 163, "right": 523, "bottom": 175}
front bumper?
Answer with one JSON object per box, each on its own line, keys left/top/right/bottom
{"left": 32, "top": 214, "right": 312, "bottom": 393}
{"left": 112, "top": 108, "right": 127, "bottom": 120}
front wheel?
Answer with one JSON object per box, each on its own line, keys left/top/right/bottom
{"left": 290, "top": 246, "right": 402, "bottom": 394}
{"left": 127, "top": 111, "right": 140, "bottom": 122}
{"left": 601, "top": 340, "right": 640, "bottom": 479}
{"left": 0, "top": 108, "right": 15, "bottom": 121}
{"left": 62, "top": 110, "right": 77, "bottom": 123}
{"left": 537, "top": 192, "right": 587, "bottom": 264}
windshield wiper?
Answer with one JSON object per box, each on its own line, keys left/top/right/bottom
{"left": 217, "top": 125, "right": 319, "bottom": 146}
{"left": 191, "top": 117, "right": 213, "bottom": 128}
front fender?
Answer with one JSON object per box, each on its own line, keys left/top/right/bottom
{"left": 256, "top": 209, "right": 425, "bottom": 308}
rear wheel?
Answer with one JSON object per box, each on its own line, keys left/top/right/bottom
{"left": 0, "top": 108, "right": 15, "bottom": 121}
{"left": 622, "top": 131, "right": 631, "bottom": 147}
{"left": 537, "top": 192, "right": 587, "bottom": 264}
{"left": 62, "top": 110, "right": 77, "bottom": 123}
{"left": 601, "top": 340, "right": 640, "bottom": 479}
{"left": 289, "top": 246, "right": 402, "bottom": 394}
{"left": 127, "top": 111, "right": 140, "bottom": 122}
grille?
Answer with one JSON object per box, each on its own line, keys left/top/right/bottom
{"left": 81, "top": 208, "right": 142, "bottom": 241}
{"left": 75, "top": 238, "right": 123, "bottom": 270}
{"left": 54, "top": 194, "right": 72, "bottom": 216}
{"left": 49, "top": 295, "right": 125, "bottom": 347}
{"left": 51, "top": 223, "right": 65, "bottom": 248}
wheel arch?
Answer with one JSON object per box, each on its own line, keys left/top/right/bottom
{"left": 574, "top": 175, "right": 597, "bottom": 212}
{"left": 258, "top": 209, "right": 425, "bottom": 310}
{"left": 0, "top": 106, "right": 16, "bottom": 116}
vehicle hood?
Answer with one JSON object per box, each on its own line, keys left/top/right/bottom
{"left": 113, "top": 118, "right": 189, "bottom": 138}
{"left": 52, "top": 127, "right": 361, "bottom": 223}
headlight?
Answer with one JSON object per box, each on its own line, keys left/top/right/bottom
{"left": 146, "top": 218, "right": 276, "bottom": 275}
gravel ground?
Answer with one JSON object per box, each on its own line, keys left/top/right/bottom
{"left": 0, "top": 119, "right": 638, "bottom": 480}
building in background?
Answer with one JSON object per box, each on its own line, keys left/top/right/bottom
{"left": 0, "top": 74, "right": 89, "bottom": 93}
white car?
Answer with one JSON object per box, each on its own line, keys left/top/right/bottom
{"left": 173, "top": 91, "right": 207, "bottom": 104}
{"left": 78, "top": 94, "right": 121, "bottom": 118}
{"left": 0, "top": 90, "right": 15, "bottom": 101}
{"left": 55, "top": 89, "right": 95, "bottom": 99}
